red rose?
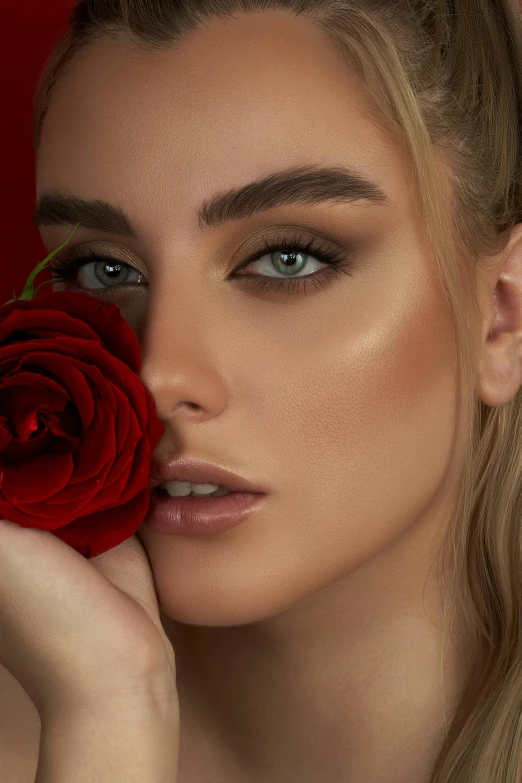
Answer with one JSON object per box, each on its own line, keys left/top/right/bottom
{"left": 0, "top": 290, "right": 164, "bottom": 559}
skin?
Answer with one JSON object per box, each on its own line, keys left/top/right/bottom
{"left": 35, "top": 10, "right": 522, "bottom": 783}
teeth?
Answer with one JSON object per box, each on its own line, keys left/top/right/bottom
{"left": 161, "top": 481, "right": 232, "bottom": 497}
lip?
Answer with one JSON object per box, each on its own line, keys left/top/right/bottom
{"left": 149, "top": 455, "right": 268, "bottom": 494}
{"left": 145, "top": 491, "right": 267, "bottom": 536}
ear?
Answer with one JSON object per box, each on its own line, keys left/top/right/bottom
{"left": 476, "top": 223, "right": 522, "bottom": 407}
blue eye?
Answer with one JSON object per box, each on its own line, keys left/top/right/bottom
{"left": 51, "top": 248, "right": 144, "bottom": 291}
{"left": 50, "top": 232, "right": 356, "bottom": 297}
{"left": 232, "top": 232, "right": 355, "bottom": 295}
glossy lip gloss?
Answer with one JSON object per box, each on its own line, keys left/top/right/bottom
{"left": 146, "top": 489, "right": 268, "bottom": 535}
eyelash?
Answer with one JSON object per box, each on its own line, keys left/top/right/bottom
{"left": 49, "top": 233, "right": 355, "bottom": 297}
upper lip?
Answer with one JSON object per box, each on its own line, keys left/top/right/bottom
{"left": 150, "top": 456, "right": 268, "bottom": 494}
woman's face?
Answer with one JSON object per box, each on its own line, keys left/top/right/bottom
{"left": 35, "top": 11, "right": 465, "bottom": 628}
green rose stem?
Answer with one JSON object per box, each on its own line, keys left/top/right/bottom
{"left": 12, "top": 223, "right": 81, "bottom": 303}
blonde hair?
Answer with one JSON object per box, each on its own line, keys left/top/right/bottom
{"left": 33, "top": 2, "right": 522, "bottom": 780}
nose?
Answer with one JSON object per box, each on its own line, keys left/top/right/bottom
{"left": 140, "top": 354, "right": 228, "bottom": 423}
{"left": 138, "top": 293, "right": 229, "bottom": 425}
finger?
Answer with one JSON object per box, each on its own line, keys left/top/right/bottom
{"left": 90, "top": 536, "right": 167, "bottom": 642}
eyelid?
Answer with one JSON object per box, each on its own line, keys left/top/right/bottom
{"left": 64, "top": 240, "right": 148, "bottom": 279}
{"left": 61, "top": 225, "right": 339, "bottom": 276}
{"left": 231, "top": 224, "right": 336, "bottom": 262}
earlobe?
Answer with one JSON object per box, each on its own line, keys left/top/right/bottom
{"left": 477, "top": 333, "right": 521, "bottom": 407}
{"left": 476, "top": 226, "right": 522, "bottom": 408}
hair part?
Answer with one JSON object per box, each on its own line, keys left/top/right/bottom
{"left": 33, "top": 2, "right": 522, "bottom": 780}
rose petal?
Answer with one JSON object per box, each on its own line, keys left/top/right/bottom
{"left": 0, "top": 451, "right": 74, "bottom": 503}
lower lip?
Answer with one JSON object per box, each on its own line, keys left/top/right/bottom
{"left": 145, "top": 490, "right": 267, "bottom": 535}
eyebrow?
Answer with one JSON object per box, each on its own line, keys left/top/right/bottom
{"left": 32, "top": 164, "right": 391, "bottom": 237}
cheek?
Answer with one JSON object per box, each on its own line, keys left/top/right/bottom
{"left": 115, "top": 291, "right": 149, "bottom": 336}
{"left": 266, "top": 262, "right": 459, "bottom": 562}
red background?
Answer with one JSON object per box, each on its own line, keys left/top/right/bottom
{"left": 1, "top": 2, "right": 73, "bottom": 304}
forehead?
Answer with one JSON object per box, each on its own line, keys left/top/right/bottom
{"left": 36, "top": 11, "right": 406, "bottom": 233}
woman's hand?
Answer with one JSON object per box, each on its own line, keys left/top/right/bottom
{"left": 0, "top": 300, "right": 180, "bottom": 779}
{"left": 0, "top": 517, "right": 177, "bottom": 721}
{"left": 0, "top": 299, "right": 177, "bottom": 717}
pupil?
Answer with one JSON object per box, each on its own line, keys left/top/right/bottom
{"left": 105, "top": 263, "right": 122, "bottom": 278}
{"left": 280, "top": 252, "right": 298, "bottom": 267}
{"left": 96, "top": 261, "right": 128, "bottom": 286}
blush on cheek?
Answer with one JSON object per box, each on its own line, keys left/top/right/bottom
{"left": 294, "top": 266, "right": 459, "bottom": 557}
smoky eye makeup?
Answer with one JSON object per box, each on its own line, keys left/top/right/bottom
{"left": 48, "top": 225, "right": 362, "bottom": 298}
